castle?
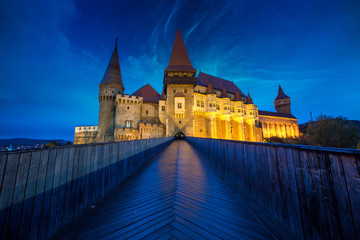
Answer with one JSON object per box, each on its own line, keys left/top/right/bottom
{"left": 74, "top": 29, "right": 299, "bottom": 144}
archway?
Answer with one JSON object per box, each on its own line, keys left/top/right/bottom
{"left": 175, "top": 132, "right": 185, "bottom": 140}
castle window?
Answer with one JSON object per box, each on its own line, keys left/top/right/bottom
{"left": 250, "top": 111, "right": 253, "bottom": 115}
{"left": 196, "top": 100, "right": 200, "bottom": 107}
{"left": 179, "top": 121, "right": 181, "bottom": 124}
{"left": 209, "top": 103, "right": 212, "bottom": 107}
{"left": 184, "top": 89, "right": 187, "bottom": 93}
{"left": 127, "top": 106, "right": 129, "bottom": 110}
{"left": 173, "top": 89, "right": 176, "bottom": 93}
{"left": 146, "top": 110, "right": 149, "bottom": 115}
{"left": 217, "top": 104, "right": 220, "bottom": 110}
{"left": 201, "top": 101, "right": 204, "bottom": 108}
{"left": 231, "top": 107, "right": 235, "bottom": 112}
{"left": 177, "top": 103, "right": 182, "bottom": 109}
{"left": 238, "top": 108, "right": 240, "bottom": 113}
{"left": 244, "top": 110, "right": 246, "bottom": 115}
{"left": 125, "top": 121, "right": 131, "bottom": 128}
{"left": 161, "top": 106, "right": 165, "bottom": 111}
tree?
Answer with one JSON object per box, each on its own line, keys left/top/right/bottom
{"left": 306, "top": 115, "right": 359, "bottom": 148}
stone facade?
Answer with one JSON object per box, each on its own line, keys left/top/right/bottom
{"left": 73, "top": 29, "right": 299, "bottom": 144}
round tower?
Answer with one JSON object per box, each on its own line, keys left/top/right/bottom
{"left": 274, "top": 85, "right": 291, "bottom": 114}
{"left": 96, "top": 38, "right": 125, "bottom": 142}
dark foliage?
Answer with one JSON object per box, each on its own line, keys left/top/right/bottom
{"left": 306, "top": 115, "right": 359, "bottom": 148}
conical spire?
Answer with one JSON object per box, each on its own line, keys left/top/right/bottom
{"left": 100, "top": 38, "right": 124, "bottom": 90}
{"left": 275, "top": 85, "right": 290, "bottom": 100}
{"left": 160, "top": 90, "right": 166, "bottom": 100}
{"left": 234, "top": 90, "right": 242, "bottom": 101}
{"left": 221, "top": 86, "right": 228, "bottom": 98}
{"left": 206, "top": 81, "right": 215, "bottom": 94}
{"left": 246, "top": 92, "right": 253, "bottom": 104}
{"left": 165, "top": 28, "right": 196, "bottom": 72}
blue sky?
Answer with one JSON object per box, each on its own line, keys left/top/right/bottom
{"left": 1, "top": 0, "right": 359, "bottom": 141}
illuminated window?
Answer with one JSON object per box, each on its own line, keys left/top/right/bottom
{"left": 231, "top": 107, "right": 235, "bottom": 112}
{"left": 125, "top": 121, "right": 131, "bottom": 128}
{"left": 201, "top": 101, "right": 204, "bottom": 108}
{"left": 197, "top": 100, "right": 200, "bottom": 107}
{"left": 178, "top": 103, "right": 182, "bottom": 109}
{"left": 161, "top": 106, "right": 165, "bottom": 111}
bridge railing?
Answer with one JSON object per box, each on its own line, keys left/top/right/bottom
{"left": 187, "top": 137, "right": 360, "bottom": 240}
{"left": 0, "top": 137, "right": 173, "bottom": 240}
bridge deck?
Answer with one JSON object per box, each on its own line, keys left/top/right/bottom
{"left": 54, "top": 141, "right": 276, "bottom": 240}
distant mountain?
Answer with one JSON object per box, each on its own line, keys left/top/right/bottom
{"left": 0, "top": 138, "right": 71, "bottom": 152}
{"left": 299, "top": 120, "right": 360, "bottom": 134}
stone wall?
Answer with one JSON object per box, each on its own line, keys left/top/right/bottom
{"left": 187, "top": 137, "right": 360, "bottom": 240}
{"left": 0, "top": 137, "right": 173, "bottom": 240}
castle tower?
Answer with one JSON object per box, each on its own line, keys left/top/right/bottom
{"left": 164, "top": 28, "right": 197, "bottom": 137}
{"left": 96, "top": 38, "right": 125, "bottom": 142}
{"left": 274, "top": 85, "right": 291, "bottom": 114}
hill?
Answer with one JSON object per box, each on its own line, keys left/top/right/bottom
{"left": 0, "top": 138, "right": 71, "bottom": 152}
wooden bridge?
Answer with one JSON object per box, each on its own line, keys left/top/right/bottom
{"left": 1, "top": 137, "right": 359, "bottom": 239}
{"left": 54, "top": 141, "right": 275, "bottom": 240}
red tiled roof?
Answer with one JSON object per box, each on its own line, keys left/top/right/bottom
{"left": 160, "top": 91, "right": 166, "bottom": 100}
{"left": 275, "top": 85, "right": 290, "bottom": 100}
{"left": 234, "top": 90, "right": 242, "bottom": 101}
{"left": 245, "top": 92, "right": 254, "bottom": 104}
{"left": 197, "top": 72, "right": 246, "bottom": 97}
{"left": 100, "top": 39, "right": 124, "bottom": 90}
{"left": 259, "top": 110, "right": 297, "bottom": 119}
{"left": 132, "top": 84, "right": 160, "bottom": 103}
{"left": 206, "top": 81, "right": 215, "bottom": 94}
{"left": 221, "top": 86, "right": 228, "bottom": 98}
{"left": 165, "top": 28, "right": 197, "bottom": 72}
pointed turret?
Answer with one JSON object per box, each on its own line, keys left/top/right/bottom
{"left": 100, "top": 38, "right": 124, "bottom": 92}
{"left": 275, "top": 85, "right": 289, "bottom": 100}
{"left": 274, "top": 85, "right": 291, "bottom": 114}
{"left": 96, "top": 38, "right": 124, "bottom": 143}
{"left": 221, "top": 86, "right": 228, "bottom": 98}
{"left": 165, "top": 28, "right": 197, "bottom": 72}
{"left": 160, "top": 91, "right": 166, "bottom": 100}
{"left": 246, "top": 92, "right": 253, "bottom": 104}
{"left": 234, "top": 90, "right": 242, "bottom": 101}
{"left": 206, "top": 81, "right": 215, "bottom": 94}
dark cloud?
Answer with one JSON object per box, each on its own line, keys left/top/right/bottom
{"left": 0, "top": 0, "right": 359, "bottom": 140}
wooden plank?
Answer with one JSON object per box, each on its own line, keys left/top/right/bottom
{"left": 318, "top": 151, "right": 343, "bottom": 239}
{"left": 0, "top": 153, "right": 20, "bottom": 237}
{"left": 29, "top": 149, "right": 49, "bottom": 239}
{"left": 7, "top": 151, "right": 32, "bottom": 239}
{"left": 275, "top": 147, "right": 290, "bottom": 227}
{"left": 62, "top": 147, "right": 75, "bottom": 228}
{"left": 18, "top": 151, "right": 41, "bottom": 240}
{"left": 284, "top": 147, "right": 304, "bottom": 238}
{"left": 82, "top": 146, "right": 91, "bottom": 209}
{"left": 339, "top": 154, "right": 360, "bottom": 238}
{"left": 68, "top": 147, "right": 80, "bottom": 223}
{"left": 0, "top": 154, "right": 7, "bottom": 192}
{"left": 329, "top": 153, "right": 356, "bottom": 239}
{"left": 75, "top": 146, "right": 85, "bottom": 215}
{"left": 38, "top": 149, "right": 57, "bottom": 240}
{"left": 54, "top": 147, "right": 69, "bottom": 233}
{"left": 46, "top": 148, "right": 64, "bottom": 238}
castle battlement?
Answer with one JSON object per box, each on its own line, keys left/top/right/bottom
{"left": 116, "top": 94, "right": 143, "bottom": 104}
{"left": 75, "top": 125, "right": 98, "bottom": 132}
